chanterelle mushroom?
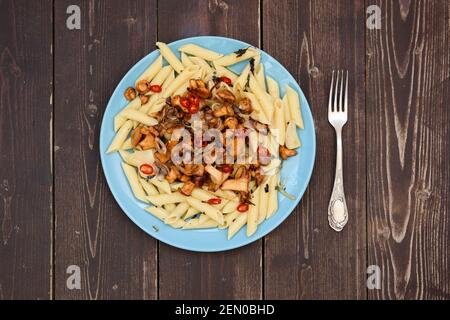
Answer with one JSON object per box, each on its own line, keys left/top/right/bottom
{"left": 189, "top": 79, "right": 210, "bottom": 98}
{"left": 279, "top": 145, "right": 297, "bottom": 160}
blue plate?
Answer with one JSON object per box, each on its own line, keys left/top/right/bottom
{"left": 100, "top": 36, "right": 316, "bottom": 252}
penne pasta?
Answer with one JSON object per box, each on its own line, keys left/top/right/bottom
{"left": 183, "top": 207, "right": 200, "bottom": 220}
{"left": 107, "top": 120, "right": 133, "bottom": 153}
{"left": 220, "top": 210, "right": 239, "bottom": 229}
{"left": 164, "top": 203, "right": 176, "bottom": 212}
{"left": 270, "top": 98, "right": 286, "bottom": 145}
{"left": 165, "top": 202, "right": 190, "bottom": 224}
{"left": 189, "top": 56, "right": 214, "bottom": 75}
{"left": 213, "top": 64, "right": 238, "bottom": 82}
{"left": 266, "top": 76, "right": 280, "bottom": 99}
{"left": 233, "top": 64, "right": 250, "bottom": 90}
{"left": 249, "top": 74, "right": 274, "bottom": 121}
{"left": 156, "top": 42, "right": 184, "bottom": 74}
{"left": 121, "top": 109, "right": 158, "bottom": 126}
{"left": 228, "top": 213, "right": 247, "bottom": 240}
{"left": 179, "top": 44, "right": 223, "bottom": 61}
{"left": 285, "top": 121, "right": 301, "bottom": 149}
{"left": 121, "top": 162, "right": 148, "bottom": 203}
{"left": 120, "top": 137, "right": 133, "bottom": 150}
{"left": 222, "top": 200, "right": 239, "bottom": 214}
{"left": 145, "top": 206, "right": 168, "bottom": 221}
{"left": 246, "top": 189, "right": 260, "bottom": 236}
{"left": 255, "top": 64, "right": 267, "bottom": 92}
{"left": 162, "top": 65, "right": 200, "bottom": 98}
{"left": 148, "top": 178, "right": 172, "bottom": 194}
{"left": 257, "top": 183, "right": 269, "bottom": 223}
{"left": 140, "top": 178, "right": 159, "bottom": 196}
{"left": 243, "top": 92, "right": 270, "bottom": 125}
{"left": 114, "top": 97, "right": 141, "bottom": 132}
{"left": 186, "top": 197, "right": 224, "bottom": 225}
{"left": 282, "top": 93, "right": 291, "bottom": 123}
{"left": 266, "top": 173, "right": 279, "bottom": 219}
{"left": 285, "top": 85, "right": 304, "bottom": 129}
{"left": 214, "top": 47, "right": 259, "bottom": 66}
{"left": 180, "top": 52, "right": 194, "bottom": 67}
{"left": 135, "top": 55, "right": 163, "bottom": 85}
{"left": 146, "top": 192, "right": 186, "bottom": 206}
{"left": 150, "top": 65, "right": 173, "bottom": 85}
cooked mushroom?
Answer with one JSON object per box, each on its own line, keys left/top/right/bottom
{"left": 180, "top": 181, "right": 195, "bottom": 196}
{"left": 205, "top": 164, "right": 229, "bottom": 186}
{"left": 166, "top": 166, "right": 180, "bottom": 184}
{"left": 193, "top": 176, "right": 205, "bottom": 188}
{"left": 221, "top": 177, "right": 249, "bottom": 192}
{"left": 179, "top": 174, "right": 191, "bottom": 182}
{"left": 124, "top": 87, "right": 136, "bottom": 101}
{"left": 131, "top": 126, "right": 144, "bottom": 147}
{"left": 216, "top": 89, "right": 235, "bottom": 103}
{"left": 139, "top": 94, "right": 149, "bottom": 105}
{"left": 213, "top": 103, "right": 234, "bottom": 117}
{"left": 224, "top": 117, "right": 238, "bottom": 129}
{"left": 191, "top": 164, "right": 205, "bottom": 177}
{"left": 279, "top": 145, "right": 297, "bottom": 160}
{"left": 189, "top": 79, "right": 211, "bottom": 98}
{"left": 139, "top": 133, "right": 157, "bottom": 150}
{"left": 154, "top": 151, "right": 170, "bottom": 163}
{"left": 136, "top": 80, "right": 150, "bottom": 94}
{"left": 238, "top": 97, "right": 253, "bottom": 113}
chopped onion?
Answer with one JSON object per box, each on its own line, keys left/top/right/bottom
{"left": 155, "top": 137, "right": 167, "bottom": 154}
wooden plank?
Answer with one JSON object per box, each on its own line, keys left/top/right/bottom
{"left": 54, "top": 0, "right": 158, "bottom": 299}
{"left": 263, "top": 0, "right": 367, "bottom": 299}
{"left": 366, "top": 0, "right": 450, "bottom": 299}
{"left": 157, "top": 0, "right": 262, "bottom": 300}
{"left": 0, "top": 0, "right": 53, "bottom": 300}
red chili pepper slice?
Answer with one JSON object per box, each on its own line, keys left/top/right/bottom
{"left": 180, "top": 97, "right": 189, "bottom": 109}
{"left": 219, "top": 76, "right": 232, "bottom": 85}
{"left": 221, "top": 164, "right": 233, "bottom": 174}
{"left": 207, "top": 198, "right": 222, "bottom": 205}
{"left": 149, "top": 85, "right": 162, "bottom": 93}
{"left": 188, "top": 104, "right": 199, "bottom": 114}
{"left": 237, "top": 203, "right": 249, "bottom": 212}
{"left": 139, "top": 164, "right": 154, "bottom": 175}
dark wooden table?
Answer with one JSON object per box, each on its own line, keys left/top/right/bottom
{"left": 0, "top": 0, "right": 448, "bottom": 300}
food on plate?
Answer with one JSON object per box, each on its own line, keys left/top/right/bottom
{"left": 107, "top": 42, "right": 304, "bottom": 239}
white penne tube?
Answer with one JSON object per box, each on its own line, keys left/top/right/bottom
{"left": 222, "top": 200, "right": 239, "bottom": 214}
{"left": 266, "top": 76, "right": 280, "bottom": 99}
{"left": 144, "top": 206, "right": 168, "bottom": 221}
{"left": 163, "top": 65, "right": 200, "bottom": 98}
{"left": 243, "top": 92, "right": 270, "bottom": 125}
{"left": 165, "top": 202, "right": 190, "bottom": 224}
{"left": 258, "top": 183, "right": 270, "bottom": 223}
{"left": 150, "top": 65, "right": 173, "bottom": 85}
{"left": 119, "top": 149, "right": 154, "bottom": 168}
{"left": 121, "top": 162, "right": 148, "bottom": 203}
{"left": 190, "top": 56, "right": 213, "bottom": 75}
{"left": 139, "top": 178, "right": 159, "bottom": 196}
{"left": 162, "top": 70, "right": 175, "bottom": 92}
{"left": 140, "top": 94, "right": 160, "bottom": 114}
{"left": 136, "top": 55, "right": 163, "bottom": 85}
{"left": 180, "top": 52, "right": 194, "bottom": 67}
{"left": 173, "top": 65, "right": 201, "bottom": 96}
{"left": 285, "top": 85, "right": 304, "bottom": 129}
{"left": 246, "top": 189, "right": 260, "bottom": 236}
{"left": 146, "top": 192, "right": 186, "bottom": 206}
{"left": 156, "top": 42, "right": 184, "bottom": 74}
{"left": 186, "top": 197, "right": 224, "bottom": 224}
{"left": 253, "top": 53, "right": 261, "bottom": 66}
{"left": 148, "top": 178, "right": 172, "bottom": 194}
{"left": 233, "top": 64, "right": 250, "bottom": 90}
{"left": 219, "top": 210, "right": 239, "bottom": 229}
{"left": 121, "top": 137, "right": 133, "bottom": 150}
{"left": 170, "top": 182, "right": 184, "bottom": 192}
{"left": 214, "top": 189, "right": 237, "bottom": 201}
{"left": 167, "top": 219, "right": 186, "bottom": 229}
{"left": 255, "top": 64, "right": 266, "bottom": 92}
{"left": 282, "top": 94, "right": 291, "bottom": 124}
{"left": 285, "top": 121, "right": 301, "bottom": 149}
{"left": 191, "top": 188, "right": 216, "bottom": 202}
{"left": 266, "top": 173, "right": 279, "bottom": 219}
{"left": 183, "top": 207, "right": 200, "bottom": 220}
{"left": 249, "top": 74, "right": 274, "bottom": 121}
{"left": 213, "top": 47, "right": 259, "bottom": 66}
{"left": 270, "top": 99, "right": 286, "bottom": 146}
{"left": 179, "top": 44, "right": 223, "bottom": 61}
{"left": 213, "top": 64, "right": 238, "bottom": 82}
{"left": 107, "top": 120, "right": 133, "bottom": 153}
{"left": 228, "top": 213, "right": 247, "bottom": 240}
{"left": 183, "top": 217, "right": 218, "bottom": 229}
{"left": 114, "top": 97, "right": 141, "bottom": 132}
{"left": 148, "top": 97, "right": 167, "bottom": 114}
{"left": 164, "top": 203, "right": 176, "bottom": 212}
{"left": 121, "top": 109, "right": 158, "bottom": 126}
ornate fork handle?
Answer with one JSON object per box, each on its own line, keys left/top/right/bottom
{"left": 328, "top": 127, "right": 348, "bottom": 231}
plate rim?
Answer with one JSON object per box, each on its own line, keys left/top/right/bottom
{"left": 99, "top": 35, "right": 316, "bottom": 252}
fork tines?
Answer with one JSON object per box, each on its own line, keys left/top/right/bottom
{"left": 328, "top": 70, "right": 348, "bottom": 114}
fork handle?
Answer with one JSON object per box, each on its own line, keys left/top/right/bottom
{"left": 328, "top": 128, "right": 348, "bottom": 231}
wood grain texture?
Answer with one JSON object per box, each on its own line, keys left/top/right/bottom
{"left": 157, "top": 0, "right": 262, "bottom": 300}
{"left": 0, "top": 0, "right": 53, "bottom": 300}
{"left": 366, "top": 0, "right": 450, "bottom": 299}
{"left": 263, "top": 0, "right": 367, "bottom": 299}
{"left": 54, "top": 0, "right": 158, "bottom": 299}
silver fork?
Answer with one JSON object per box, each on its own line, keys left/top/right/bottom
{"left": 328, "top": 70, "right": 349, "bottom": 232}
